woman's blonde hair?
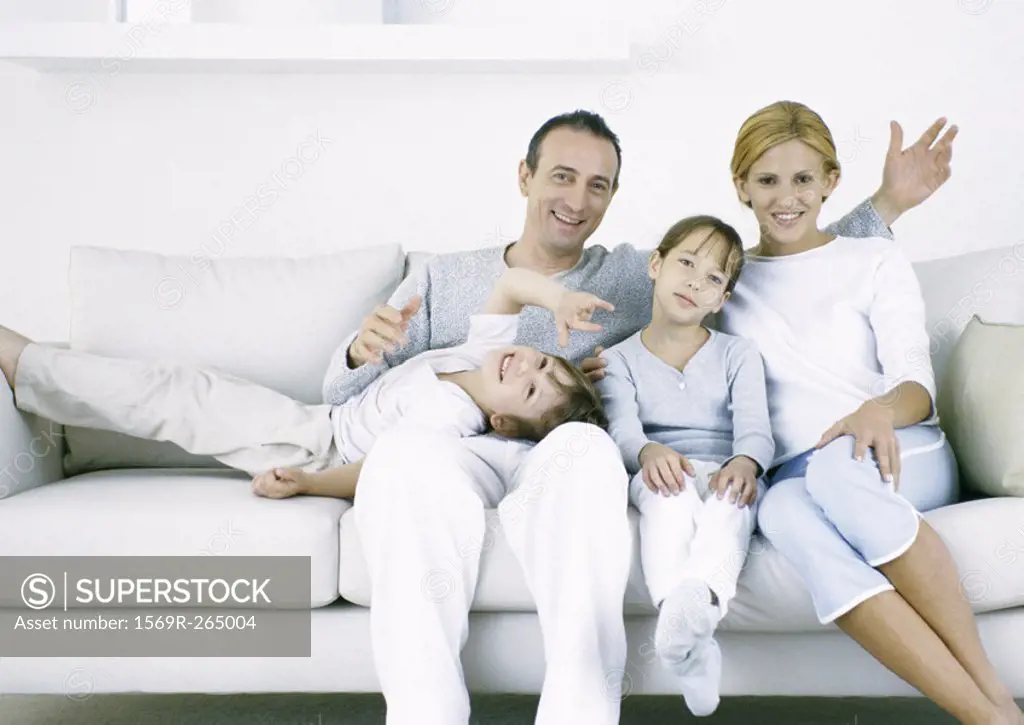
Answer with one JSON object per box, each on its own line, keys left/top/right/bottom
{"left": 730, "top": 101, "right": 841, "bottom": 207}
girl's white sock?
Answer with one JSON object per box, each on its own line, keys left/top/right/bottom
{"left": 678, "top": 636, "right": 722, "bottom": 716}
{"left": 654, "top": 579, "right": 723, "bottom": 716}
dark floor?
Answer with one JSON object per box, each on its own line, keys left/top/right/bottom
{"left": 1, "top": 693, "right": 1006, "bottom": 724}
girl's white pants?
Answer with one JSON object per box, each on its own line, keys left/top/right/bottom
{"left": 629, "top": 459, "right": 762, "bottom": 616}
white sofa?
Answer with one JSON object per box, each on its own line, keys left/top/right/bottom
{"left": 1, "top": 241, "right": 1023, "bottom": 700}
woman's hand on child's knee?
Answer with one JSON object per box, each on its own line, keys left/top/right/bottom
{"left": 251, "top": 468, "right": 308, "bottom": 499}
{"left": 711, "top": 457, "right": 760, "bottom": 508}
{"left": 638, "top": 442, "right": 695, "bottom": 497}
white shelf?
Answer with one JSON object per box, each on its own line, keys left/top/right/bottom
{"left": 0, "top": 22, "right": 632, "bottom": 73}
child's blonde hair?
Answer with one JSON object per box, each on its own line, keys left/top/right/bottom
{"left": 730, "top": 101, "right": 841, "bottom": 207}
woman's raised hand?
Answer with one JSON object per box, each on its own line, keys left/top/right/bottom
{"left": 874, "top": 117, "right": 958, "bottom": 223}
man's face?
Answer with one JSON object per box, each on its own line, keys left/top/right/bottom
{"left": 519, "top": 127, "right": 619, "bottom": 256}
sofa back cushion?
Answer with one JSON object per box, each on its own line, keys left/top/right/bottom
{"left": 911, "top": 243, "right": 1024, "bottom": 386}
{"left": 64, "top": 245, "right": 405, "bottom": 475}
{"left": 60, "top": 241, "right": 1023, "bottom": 476}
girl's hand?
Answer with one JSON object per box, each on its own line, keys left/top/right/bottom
{"left": 252, "top": 467, "right": 310, "bottom": 499}
{"left": 553, "top": 291, "right": 615, "bottom": 348}
{"left": 816, "top": 401, "right": 901, "bottom": 489}
{"left": 709, "top": 456, "right": 760, "bottom": 508}
{"left": 638, "top": 442, "right": 696, "bottom": 496}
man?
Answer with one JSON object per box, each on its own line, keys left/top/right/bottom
{"left": 322, "top": 110, "right": 956, "bottom": 725}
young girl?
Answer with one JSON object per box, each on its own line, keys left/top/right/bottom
{"left": 721, "top": 100, "right": 1022, "bottom": 725}
{"left": 597, "top": 215, "right": 773, "bottom": 716}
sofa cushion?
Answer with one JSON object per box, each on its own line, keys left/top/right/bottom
{"left": 912, "top": 243, "right": 1024, "bottom": 386}
{"left": 0, "top": 469, "right": 349, "bottom": 608}
{"left": 336, "top": 507, "right": 825, "bottom": 627}
{"left": 938, "top": 317, "right": 1024, "bottom": 497}
{"left": 64, "top": 244, "right": 406, "bottom": 475}
{"left": 337, "top": 497, "right": 1024, "bottom": 631}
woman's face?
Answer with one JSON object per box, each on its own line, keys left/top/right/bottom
{"left": 735, "top": 139, "right": 839, "bottom": 246}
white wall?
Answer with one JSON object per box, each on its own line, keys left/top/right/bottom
{"left": 2, "top": 0, "right": 1022, "bottom": 340}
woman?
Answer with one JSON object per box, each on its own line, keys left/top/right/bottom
{"left": 719, "top": 100, "right": 1021, "bottom": 725}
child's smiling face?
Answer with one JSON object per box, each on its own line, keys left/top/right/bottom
{"left": 735, "top": 138, "right": 840, "bottom": 246}
{"left": 481, "top": 346, "right": 569, "bottom": 424}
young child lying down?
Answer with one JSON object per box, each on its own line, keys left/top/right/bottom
{"left": 0, "top": 267, "right": 611, "bottom": 501}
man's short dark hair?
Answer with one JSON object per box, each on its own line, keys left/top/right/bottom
{"left": 525, "top": 110, "right": 623, "bottom": 191}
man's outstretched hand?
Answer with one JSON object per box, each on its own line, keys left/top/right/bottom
{"left": 872, "top": 117, "right": 958, "bottom": 227}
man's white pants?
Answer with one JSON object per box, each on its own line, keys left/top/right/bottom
{"left": 353, "top": 423, "right": 632, "bottom": 725}
{"left": 629, "top": 459, "right": 761, "bottom": 616}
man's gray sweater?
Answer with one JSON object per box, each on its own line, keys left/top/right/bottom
{"left": 322, "top": 200, "right": 890, "bottom": 405}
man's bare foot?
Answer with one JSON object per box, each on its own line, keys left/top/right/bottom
{"left": 0, "top": 325, "right": 32, "bottom": 389}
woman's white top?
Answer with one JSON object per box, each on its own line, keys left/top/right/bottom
{"left": 718, "top": 236, "right": 937, "bottom": 467}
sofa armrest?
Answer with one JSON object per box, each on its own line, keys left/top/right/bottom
{"left": 0, "top": 343, "right": 66, "bottom": 500}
